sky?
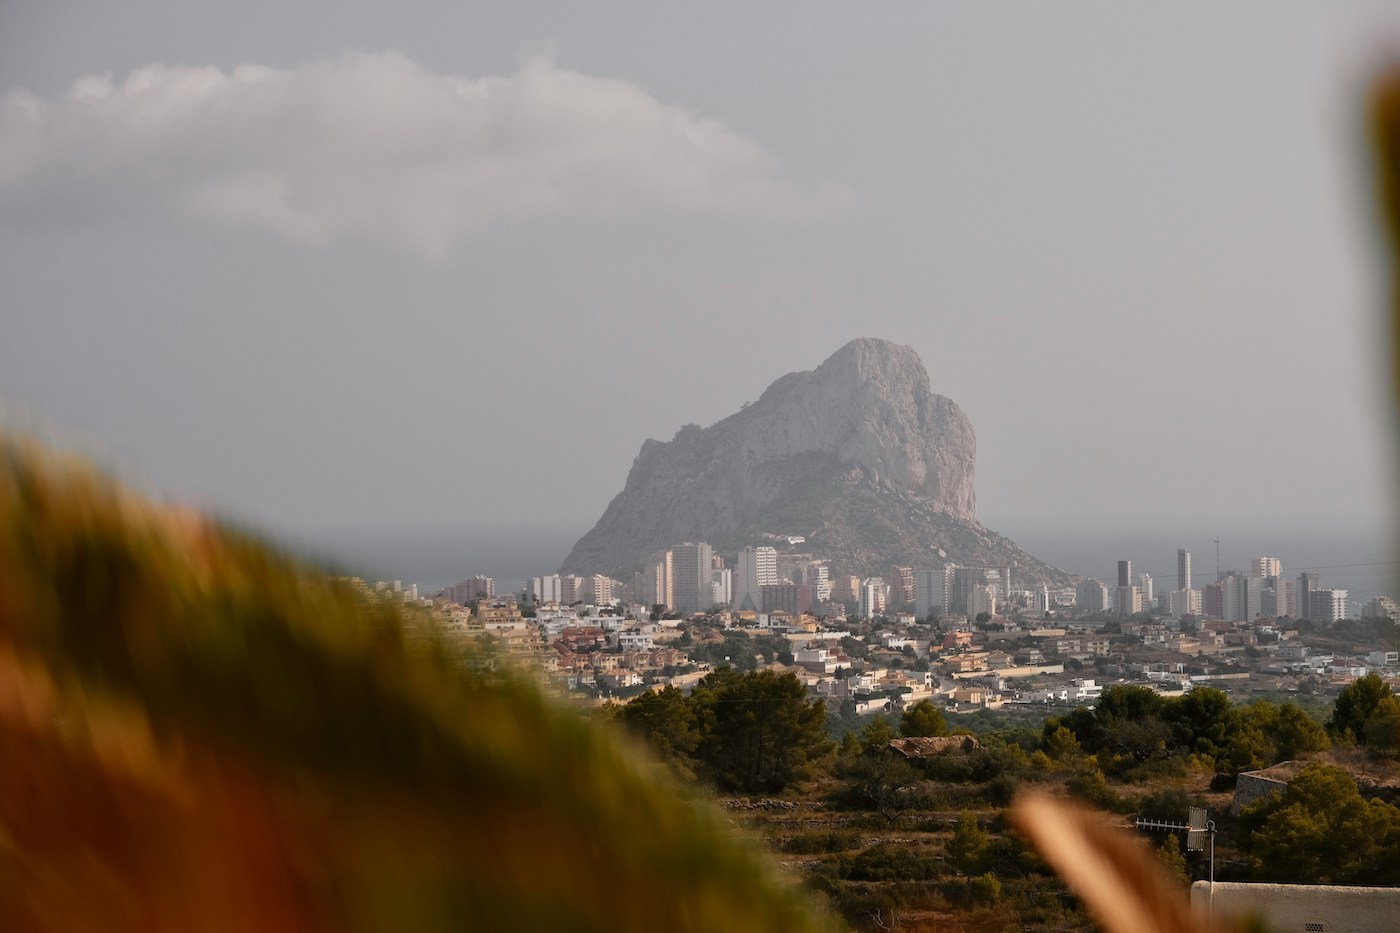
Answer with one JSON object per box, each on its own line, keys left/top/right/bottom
{"left": 3, "top": 2, "right": 1400, "bottom": 586}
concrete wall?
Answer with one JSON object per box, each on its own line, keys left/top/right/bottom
{"left": 1230, "top": 771, "right": 1287, "bottom": 815}
{"left": 1191, "top": 881, "right": 1400, "bottom": 932}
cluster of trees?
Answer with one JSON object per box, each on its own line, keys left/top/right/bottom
{"left": 1327, "top": 672, "right": 1400, "bottom": 755}
{"left": 1240, "top": 763, "right": 1400, "bottom": 883}
{"left": 618, "top": 669, "right": 831, "bottom": 792}
{"left": 1044, "top": 685, "right": 1329, "bottom": 783}
{"left": 674, "top": 628, "right": 794, "bottom": 671}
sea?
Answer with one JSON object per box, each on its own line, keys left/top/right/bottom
{"left": 1008, "top": 522, "right": 1398, "bottom": 611}
{"left": 292, "top": 519, "right": 1400, "bottom": 612}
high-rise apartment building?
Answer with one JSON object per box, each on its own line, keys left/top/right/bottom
{"left": 1259, "top": 577, "right": 1286, "bottom": 618}
{"left": 966, "top": 584, "right": 996, "bottom": 618}
{"left": 1297, "top": 572, "right": 1319, "bottom": 621}
{"left": 914, "top": 565, "right": 953, "bottom": 620}
{"left": 1252, "top": 557, "right": 1283, "bottom": 579}
{"left": 588, "top": 575, "right": 614, "bottom": 605}
{"left": 1221, "top": 574, "right": 1248, "bottom": 622}
{"left": 761, "top": 583, "right": 812, "bottom": 616}
{"left": 636, "top": 550, "right": 674, "bottom": 610}
{"left": 560, "top": 574, "right": 586, "bottom": 605}
{"left": 711, "top": 567, "right": 732, "bottom": 608}
{"left": 672, "top": 542, "right": 714, "bottom": 615}
{"left": 1076, "top": 579, "right": 1110, "bottom": 612}
{"left": 528, "top": 574, "right": 562, "bottom": 604}
{"left": 952, "top": 567, "right": 1008, "bottom": 614}
{"left": 1309, "top": 589, "right": 1348, "bottom": 624}
{"left": 859, "top": 577, "right": 887, "bottom": 619}
{"left": 1202, "top": 581, "right": 1224, "bottom": 619}
{"left": 793, "top": 560, "right": 832, "bottom": 603}
{"left": 1117, "top": 560, "right": 1132, "bottom": 589}
{"left": 888, "top": 565, "right": 915, "bottom": 605}
{"left": 446, "top": 576, "right": 495, "bottom": 604}
{"left": 733, "top": 546, "right": 778, "bottom": 611}
{"left": 1177, "top": 549, "right": 1192, "bottom": 591}
{"left": 1166, "top": 588, "right": 1201, "bottom": 617}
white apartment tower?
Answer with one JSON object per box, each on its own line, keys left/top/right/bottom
{"left": 732, "top": 546, "right": 778, "bottom": 611}
{"left": 859, "top": 577, "right": 887, "bottom": 619}
{"left": 529, "top": 574, "right": 562, "bottom": 604}
{"left": 1309, "top": 589, "right": 1349, "bottom": 624}
{"left": 588, "top": 575, "right": 614, "bottom": 606}
{"left": 795, "top": 560, "right": 832, "bottom": 603}
{"left": 1177, "top": 549, "right": 1192, "bottom": 591}
{"left": 1076, "top": 579, "right": 1110, "bottom": 612}
{"left": 672, "top": 542, "right": 714, "bottom": 615}
{"left": 638, "top": 550, "right": 674, "bottom": 611}
{"left": 966, "top": 584, "right": 996, "bottom": 619}
{"left": 711, "top": 567, "right": 732, "bottom": 608}
{"left": 914, "top": 566, "right": 953, "bottom": 621}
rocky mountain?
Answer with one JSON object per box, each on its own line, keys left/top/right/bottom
{"left": 561, "top": 338, "right": 1066, "bottom": 584}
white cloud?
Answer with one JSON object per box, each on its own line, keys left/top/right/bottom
{"left": 0, "top": 51, "right": 850, "bottom": 255}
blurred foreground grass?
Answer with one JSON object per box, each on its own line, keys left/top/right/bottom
{"left": 0, "top": 436, "right": 837, "bottom": 933}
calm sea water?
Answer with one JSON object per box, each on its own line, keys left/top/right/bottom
{"left": 294, "top": 521, "right": 1400, "bottom": 608}
{"left": 1008, "top": 523, "right": 1398, "bottom": 608}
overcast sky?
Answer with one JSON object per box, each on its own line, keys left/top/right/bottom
{"left": 4, "top": 2, "right": 1399, "bottom": 579}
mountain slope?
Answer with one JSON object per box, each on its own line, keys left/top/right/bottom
{"left": 561, "top": 338, "right": 1066, "bottom": 583}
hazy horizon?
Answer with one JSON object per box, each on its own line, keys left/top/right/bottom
{"left": 290, "top": 515, "right": 1396, "bottom": 607}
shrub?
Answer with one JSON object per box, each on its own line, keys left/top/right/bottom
{"left": 986, "top": 773, "right": 1019, "bottom": 806}
{"left": 1135, "top": 787, "right": 1199, "bottom": 823}
{"left": 781, "top": 831, "right": 857, "bottom": 855}
{"left": 969, "top": 872, "right": 1002, "bottom": 905}
{"left": 1066, "top": 769, "right": 1124, "bottom": 811}
{"left": 844, "top": 843, "right": 943, "bottom": 882}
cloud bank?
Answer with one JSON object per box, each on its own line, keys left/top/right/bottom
{"left": 0, "top": 52, "right": 848, "bottom": 254}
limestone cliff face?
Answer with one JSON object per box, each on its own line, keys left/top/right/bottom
{"left": 561, "top": 338, "right": 1059, "bottom": 582}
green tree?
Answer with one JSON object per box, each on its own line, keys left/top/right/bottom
{"left": 839, "top": 635, "right": 869, "bottom": 660}
{"left": 845, "top": 753, "right": 919, "bottom": 821}
{"left": 838, "top": 730, "right": 863, "bottom": 760}
{"left": 1244, "top": 700, "right": 1330, "bottom": 761}
{"left": 620, "top": 685, "right": 700, "bottom": 761}
{"left": 899, "top": 699, "right": 948, "bottom": 737}
{"left": 1162, "top": 687, "right": 1236, "bottom": 760}
{"left": 690, "top": 668, "right": 832, "bottom": 793}
{"left": 1220, "top": 717, "right": 1271, "bottom": 775}
{"left": 860, "top": 714, "right": 896, "bottom": 750}
{"left": 947, "top": 811, "right": 991, "bottom": 875}
{"left": 1041, "top": 724, "right": 1081, "bottom": 760}
{"left": 1327, "top": 672, "right": 1394, "bottom": 739}
{"left": 968, "top": 872, "right": 1001, "bottom": 905}
{"left": 1096, "top": 684, "right": 1166, "bottom": 723}
{"left": 1156, "top": 834, "right": 1189, "bottom": 887}
{"left": 1241, "top": 763, "right": 1400, "bottom": 884}
{"left": 1364, "top": 694, "right": 1400, "bottom": 757}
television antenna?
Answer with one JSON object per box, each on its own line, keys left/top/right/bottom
{"left": 1136, "top": 807, "right": 1215, "bottom": 917}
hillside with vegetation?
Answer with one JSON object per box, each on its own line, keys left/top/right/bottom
{"left": 610, "top": 668, "right": 1400, "bottom": 932}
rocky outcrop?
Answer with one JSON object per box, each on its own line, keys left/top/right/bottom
{"left": 561, "top": 338, "right": 1064, "bottom": 583}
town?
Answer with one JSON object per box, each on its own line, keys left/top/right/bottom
{"left": 344, "top": 541, "right": 1400, "bottom": 715}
